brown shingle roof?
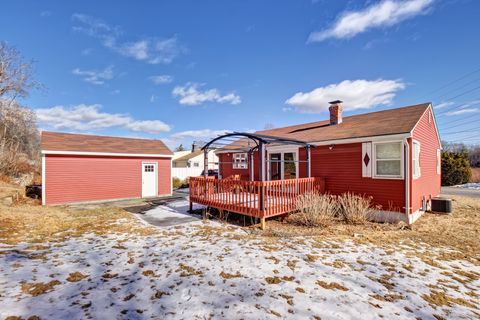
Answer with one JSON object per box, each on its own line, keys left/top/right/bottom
{"left": 256, "top": 103, "right": 431, "bottom": 143}
{"left": 41, "top": 131, "right": 172, "bottom": 155}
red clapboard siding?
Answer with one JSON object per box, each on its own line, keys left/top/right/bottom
{"left": 300, "top": 143, "right": 406, "bottom": 212}
{"left": 219, "top": 144, "right": 405, "bottom": 212}
{"left": 218, "top": 152, "right": 260, "bottom": 180}
{"left": 411, "top": 107, "right": 441, "bottom": 212}
{"left": 45, "top": 155, "right": 171, "bottom": 205}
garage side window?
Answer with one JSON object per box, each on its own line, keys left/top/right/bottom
{"left": 374, "top": 142, "right": 403, "bottom": 178}
{"left": 233, "top": 153, "right": 248, "bottom": 169}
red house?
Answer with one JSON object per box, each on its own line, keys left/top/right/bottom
{"left": 190, "top": 101, "right": 441, "bottom": 225}
{"left": 41, "top": 132, "right": 173, "bottom": 205}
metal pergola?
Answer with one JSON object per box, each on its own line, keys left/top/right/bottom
{"left": 201, "top": 132, "right": 313, "bottom": 181}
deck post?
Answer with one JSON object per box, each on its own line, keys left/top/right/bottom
{"left": 249, "top": 150, "right": 254, "bottom": 181}
{"left": 260, "top": 217, "right": 266, "bottom": 230}
{"left": 203, "top": 148, "right": 209, "bottom": 207}
{"left": 306, "top": 145, "right": 311, "bottom": 178}
{"left": 259, "top": 142, "right": 266, "bottom": 229}
{"left": 203, "top": 148, "right": 209, "bottom": 178}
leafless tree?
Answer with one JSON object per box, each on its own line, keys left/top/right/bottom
{"left": 0, "top": 42, "right": 41, "bottom": 181}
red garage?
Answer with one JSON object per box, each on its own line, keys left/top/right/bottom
{"left": 41, "top": 132, "right": 173, "bottom": 205}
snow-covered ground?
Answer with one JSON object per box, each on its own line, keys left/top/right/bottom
{"left": 1, "top": 201, "right": 479, "bottom": 320}
{"left": 454, "top": 182, "right": 480, "bottom": 190}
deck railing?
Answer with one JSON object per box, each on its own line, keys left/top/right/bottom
{"left": 189, "top": 177, "right": 325, "bottom": 218}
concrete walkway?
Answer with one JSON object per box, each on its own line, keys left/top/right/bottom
{"left": 135, "top": 199, "right": 203, "bottom": 227}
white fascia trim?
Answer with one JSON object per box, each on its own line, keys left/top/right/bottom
{"left": 311, "top": 133, "right": 411, "bottom": 146}
{"left": 266, "top": 144, "right": 302, "bottom": 152}
{"left": 41, "top": 154, "right": 46, "bottom": 205}
{"left": 42, "top": 150, "right": 173, "bottom": 158}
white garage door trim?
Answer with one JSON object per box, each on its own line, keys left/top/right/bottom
{"left": 142, "top": 162, "right": 158, "bottom": 198}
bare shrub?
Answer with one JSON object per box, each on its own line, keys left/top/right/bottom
{"left": 337, "top": 192, "right": 373, "bottom": 225}
{"left": 291, "top": 192, "right": 337, "bottom": 227}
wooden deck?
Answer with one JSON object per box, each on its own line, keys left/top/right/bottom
{"left": 189, "top": 177, "right": 325, "bottom": 227}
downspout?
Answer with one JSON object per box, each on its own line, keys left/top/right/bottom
{"left": 404, "top": 139, "right": 410, "bottom": 218}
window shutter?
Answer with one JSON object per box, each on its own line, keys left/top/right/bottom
{"left": 362, "top": 142, "right": 372, "bottom": 178}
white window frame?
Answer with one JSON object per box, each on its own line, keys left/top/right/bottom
{"left": 266, "top": 148, "right": 299, "bottom": 180}
{"left": 233, "top": 153, "right": 248, "bottom": 169}
{"left": 412, "top": 140, "right": 421, "bottom": 179}
{"left": 372, "top": 141, "right": 404, "bottom": 179}
{"left": 437, "top": 149, "right": 441, "bottom": 175}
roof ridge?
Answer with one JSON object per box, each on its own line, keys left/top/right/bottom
{"left": 257, "top": 102, "right": 431, "bottom": 134}
{"left": 42, "top": 131, "right": 164, "bottom": 142}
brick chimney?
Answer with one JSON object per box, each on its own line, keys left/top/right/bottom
{"left": 328, "top": 100, "right": 343, "bottom": 125}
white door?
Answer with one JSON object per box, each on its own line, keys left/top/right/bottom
{"left": 142, "top": 163, "right": 157, "bottom": 198}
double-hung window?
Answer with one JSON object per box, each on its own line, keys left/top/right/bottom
{"left": 412, "top": 141, "right": 421, "bottom": 179}
{"left": 233, "top": 153, "right": 248, "bottom": 169}
{"left": 374, "top": 142, "right": 403, "bottom": 178}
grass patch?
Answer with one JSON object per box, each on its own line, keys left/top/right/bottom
{"left": 219, "top": 271, "right": 242, "bottom": 279}
{"left": 316, "top": 280, "right": 349, "bottom": 291}
{"left": 422, "top": 290, "right": 477, "bottom": 309}
{"left": 66, "top": 272, "right": 88, "bottom": 282}
{"left": 21, "top": 280, "right": 61, "bottom": 296}
{"left": 0, "top": 182, "right": 157, "bottom": 244}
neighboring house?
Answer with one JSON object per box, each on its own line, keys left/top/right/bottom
{"left": 172, "top": 142, "right": 219, "bottom": 169}
{"left": 173, "top": 150, "right": 218, "bottom": 169}
{"left": 41, "top": 132, "right": 173, "bottom": 205}
{"left": 172, "top": 150, "right": 191, "bottom": 162}
{"left": 212, "top": 101, "right": 441, "bottom": 224}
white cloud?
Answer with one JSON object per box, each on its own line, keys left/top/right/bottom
{"left": 308, "top": 0, "right": 434, "bottom": 42}
{"left": 72, "top": 13, "right": 184, "bottom": 64}
{"left": 434, "top": 101, "right": 454, "bottom": 109}
{"left": 172, "top": 83, "right": 241, "bottom": 106}
{"left": 285, "top": 79, "right": 405, "bottom": 113}
{"left": 40, "top": 10, "right": 52, "bottom": 17}
{"left": 72, "top": 65, "right": 114, "bottom": 85}
{"left": 446, "top": 108, "right": 479, "bottom": 116}
{"left": 149, "top": 75, "right": 173, "bottom": 85}
{"left": 170, "top": 129, "right": 230, "bottom": 140}
{"left": 35, "top": 104, "right": 171, "bottom": 134}
{"left": 81, "top": 48, "right": 93, "bottom": 56}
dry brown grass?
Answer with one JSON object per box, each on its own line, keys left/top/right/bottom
{"left": 21, "top": 280, "right": 61, "bottom": 296}
{"left": 316, "top": 280, "right": 349, "bottom": 291}
{"left": 471, "top": 168, "right": 480, "bottom": 183}
{"left": 264, "top": 195, "right": 480, "bottom": 264}
{"left": 66, "top": 272, "right": 88, "bottom": 282}
{"left": 0, "top": 182, "right": 156, "bottom": 244}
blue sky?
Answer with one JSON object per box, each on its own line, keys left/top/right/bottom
{"left": 1, "top": 0, "right": 479, "bottom": 148}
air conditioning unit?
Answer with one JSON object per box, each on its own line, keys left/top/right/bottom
{"left": 431, "top": 197, "right": 453, "bottom": 214}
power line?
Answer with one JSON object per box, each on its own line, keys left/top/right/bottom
{"left": 425, "top": 66, "right": 480, "bottom": 97}
{"left": 436, "top": 102, "right": 477, "bottom": 117}
{"left": 440, "top": 116, "right": 480, "bottom": 131}
{"left": 434, "top": 86, "right": 480, "bottom": 116}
